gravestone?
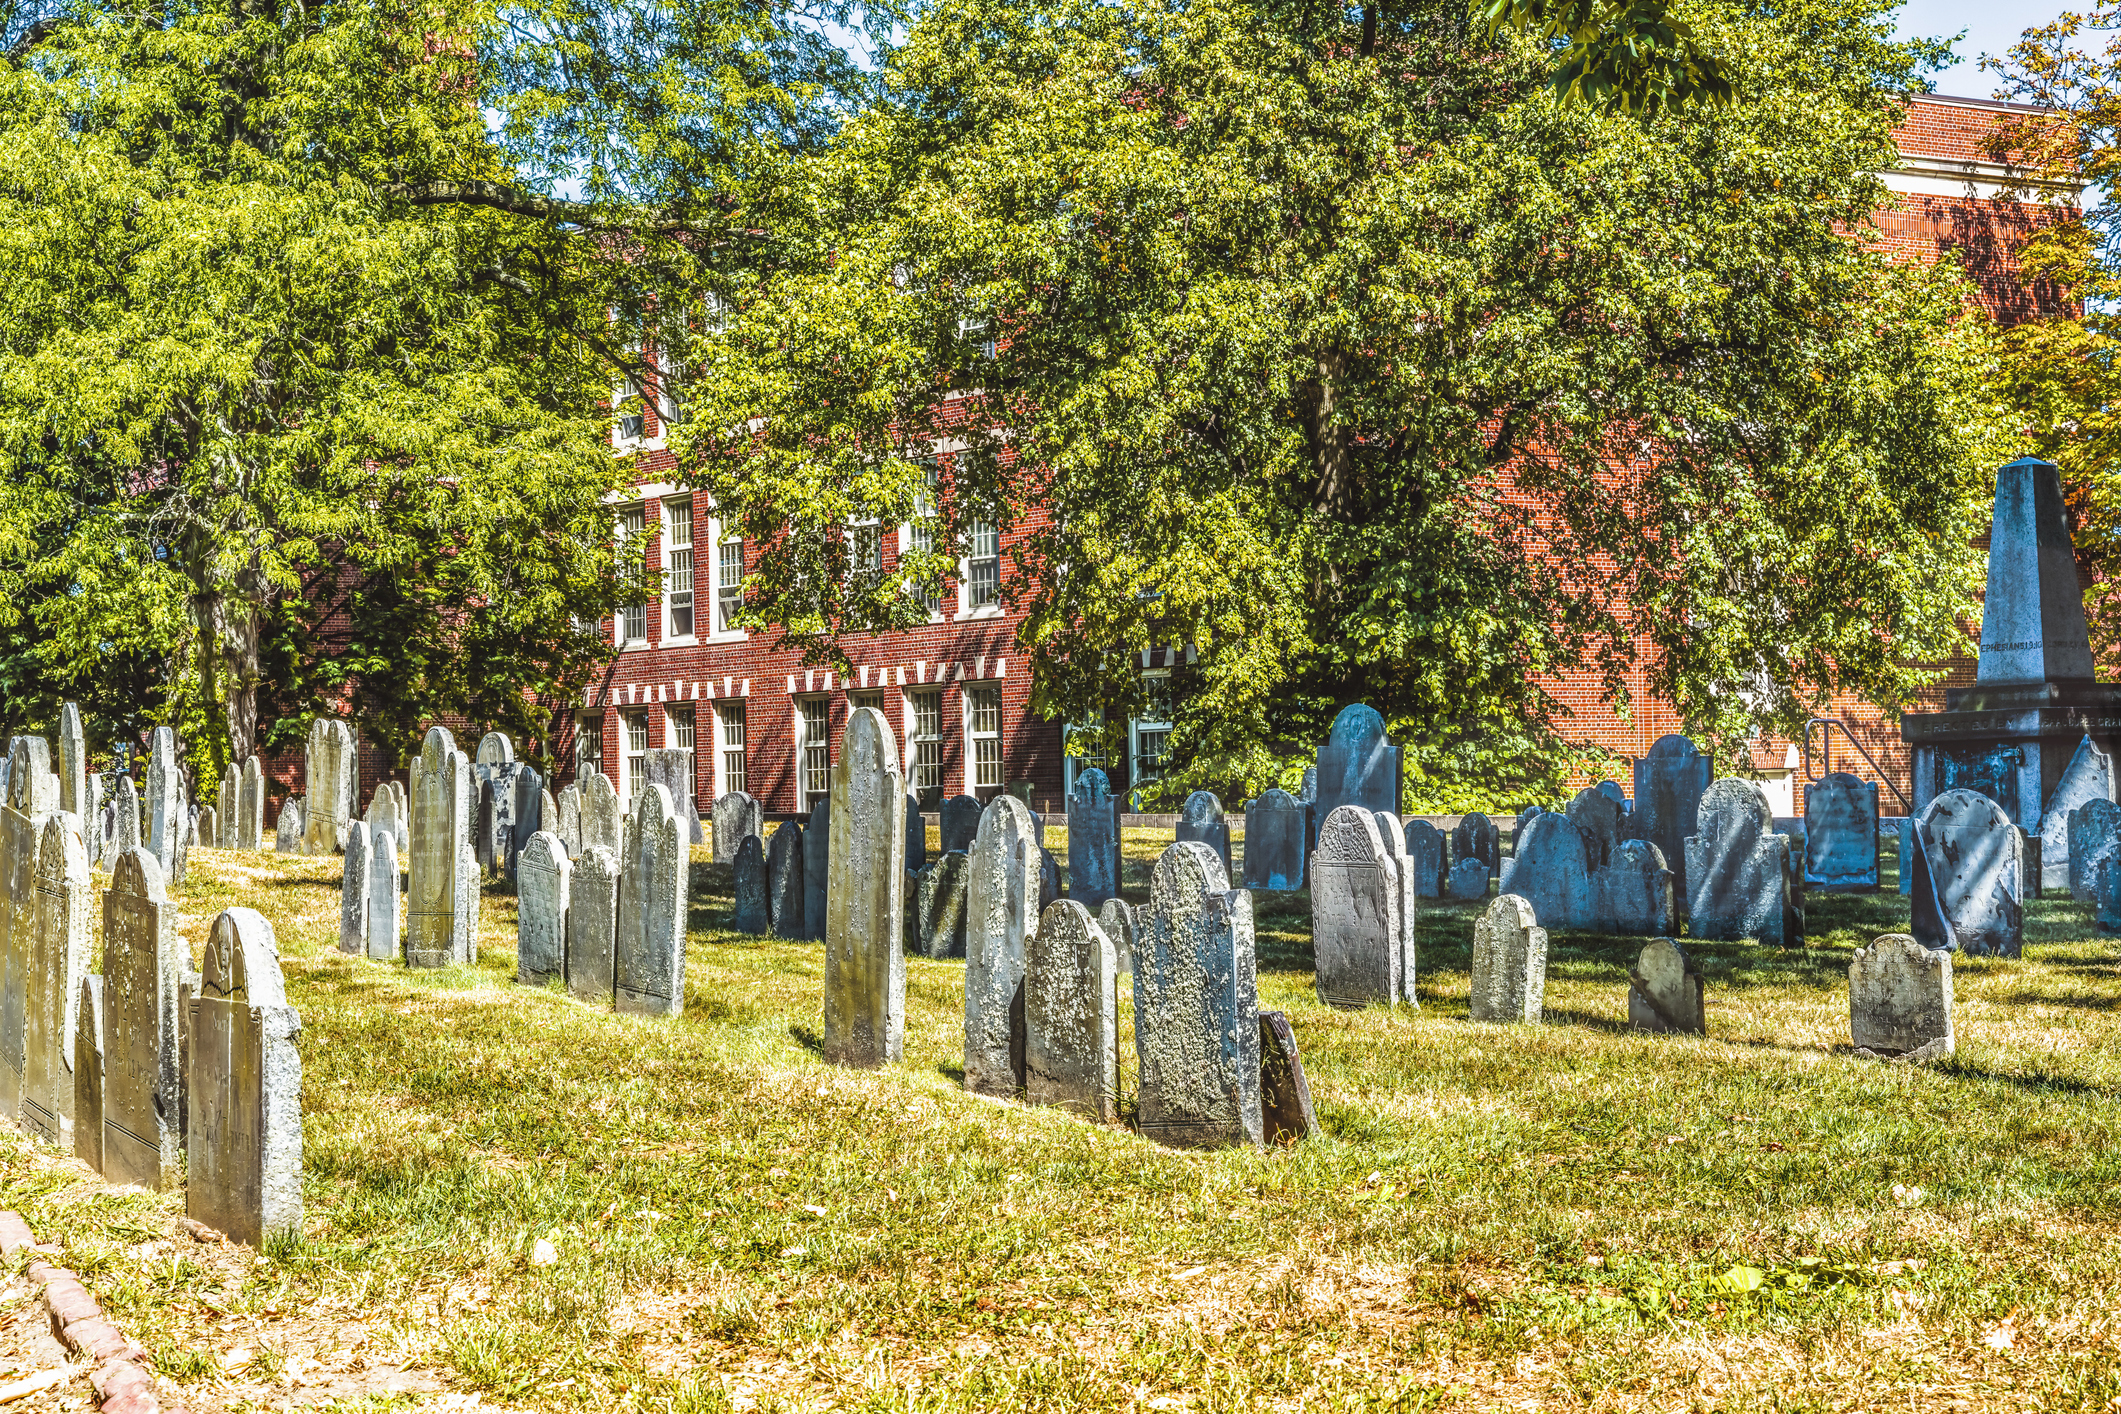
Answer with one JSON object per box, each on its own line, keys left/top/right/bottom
{"left": 172, "top": 804, "right": 190, "bottom": 887}
{"left": 1804, "top": 771, "right": 1881, "bottom": 892}
{"left": 965, "top": 795, "right": 1040, "bottom": 1098}
{"left": 642, "top": 747, "right": 703, "bottom": 845}
{"left": 119, "top": 776, "right": 142, "bottom": 853}
{"left": 1452, "top": 812, "right": 1499, "bottom": 875}
{"left": 1595, "top": 839, "right": 1676, "bottom": 936}
{"left": 1597, "top": 780, "right": 1628, "bottom": 809}
{"left": 555, "top": 784, "right": 583, "bottom": 859}
{"left": 1242, "top": 788, "right": 1305, "bottom": 891}
{"left": 365, "top": 784, "right": 404, "bottom": 863}
{"left": 580, "top": 771, "right": 622, "bottom": 857}
{"left": 57, "top": 704, "right": 86, "bottom": 827}
{"left": 1134, "top": 841, "right": 1261, "bottom": 1149}
{"left": 1512, "top": 806, "right": 1541, "bottom": 855}
{"left": 475, "top": 732, "right": 513, "bottom": 771}
{"left": 732, "top": 835, "right": 770, "bottom": 934}
{"left": 1067, "top": 769, "right": 1120, "bottom": 908}
{"left": 1469, "top": 894, "right": 1546, "bottom": 1024}
{"left": 2036, "top": 735, "right": 2113, "bottom": 894}
{"left": 825, "top": 710, "right": 907, "bottom": 1067}
{"left": 1040, "top": 845, "right": 1061, "bottom": 914}
{"left": 338, "top": 821, "right": 371, "bottom": 955}
{"left": 101, "top": 849, "right": 179, "bottom": 1187}
{"left": 1403, "top": 819, "right": 1446, "bottom": 899}
{"left": 274, "top": 796, "right": 304, "bottom": 853}
{"left": 1310, "top": 807, "right": 1411, "bottom": 1010}
{"left": 1024, "top": 900, "right": 1118, "bottom": 1120}
{"left": 1314, "top": 704, "right": 1401, "bottom": 822}
{"left": 23, "top": 812, "right": 87, "bottom": 1143}
{"left": 1850, "top": 932, "right": 1954, "bottom": 1060}
{"left": 1909, "top": 788, "right": 2022, "bottom": 957}
{"left": 408, "top": 727, "right": 476, "bottom": 968}
{"left": 567, "top": 846, "right": 619, "bottom": 1004}
{"left": 803, "top": 797, "right": 831, "bottom": 942}
{"left": 1376, "top": 813, "right": 1420, "bottom": 983}
{"left": 1500, "top": 811, "right": 1593, "bottom": 929}
{"left": 1099, "top": 897, "right": 1136, "bottom": 976}
{"left": 474, "top": 778, "right": 498, "bottom": 875}
{"left": 0, "top": 742, "right": 52, "bottom": 1122}
{"left": 301, "top": 718, "right": 359, "bottom": 856}
{"left": 1446, "top": 857, "right": 1489, "bottom": 901}
{"left": 146, "top": 726, "right": 185, "bottom": 878}
{"left": 1174, "top": 792, "right": 1231, "bottom": 878}
{"left": 197, "top": 807, "right": 218, "bottom": 853}
{"left": 517, "top": 832, "right": 571, "bottom": 987}
{"left": 766, "top": 822, "right": 805, "bottom": 938}
{"left": 915, "top": 852, "right": 969, "bottom": 959}
{"left": 238, "top": 756, "right": 266, "bottom": 849}
{"left": 1296, "top": 766, "right": 1320, "bottom": 856}
{"left": 616, "top": 785, "right": 685, "bottom": 1016}
{"left": 2068, "top": 798, "right": 2121, "bottom": 902}
{"left": 217, "top": 762, "right": 238, "bottom": 848}
{"left": 940, "top": 795, "right": 982, "bottom": 855}
{"left": 1565, "top": 786, "right": 1621, "bottom": 872}
{"left": 1258, "top": 1011, "right": 1320, "bottom": 1145}
{"left": 905, "top": 792, "right": 926, "bottom": 875}
{"left": 187, "top": 908, "right": 303, "bottom": 1246}
{"left": 367, "top": 829, "right": 399, "bottom": 961}
{"left": 1685, "top": 779, "right": 1799, "bottom": 947}
{"left": 73, "top": 977, "right": 102, "bottom": 1174}
{"left": 712, "top": 791, "right": 763, "bottom": 862}
{"left": 1633, "top": 735, "right": 1713, "bottom": 911}
{"left": 1628, "top": 937, "right": 1705, "bottom": 1034}
{"left": 507, "top": 767, "right": 546, "bottom": 876}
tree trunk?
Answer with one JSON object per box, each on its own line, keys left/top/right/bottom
{"left": 1303, "top": 347, "right": 1360, "bottom": 527}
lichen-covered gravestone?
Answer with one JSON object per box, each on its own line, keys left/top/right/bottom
{"left": 238, "top": 756, "right": 267, "bottom": 850}
{"left": 1565, "top": 785, "right": 1621, "bottom": 872}
{"left": 642, "top": 747, "right": 703, "bottom": 846}
{"left": 367, "top": 830, "right": 399, "bottom": 962}
{"left": 1314, "top": 704, "right": 1401, "bottom": 822}
{"left": 101, "top": 849, "right": 180, "bottom": 1186}
{"left": 338, "top": 820, "right": 371, "bottom": 955}
{"left": 915, "top": 853, "right": 970, "bottom": 958}
{"left": 119, "top": 776, "right": 143, "bottom": 854}
{"left": 57, "top": 705, "right": 86, "bottom": 857}
{"left": 302, "top": 718, "right": 359, "bottom": 857}
{"left": 408, "top": 726, "right": 476, "bottom": 968}
{"left": 2070, "top": 798, "right": 2121, "bottom": 904}
{"left": 1804, "top": 772, "right": 1881, "bottom": 892}
{"left": 517, "top": 832, "right": 572, "bottom": 987}
{"left": 579, "top": 771, "right": 622, "bottom": 857}
{"left": 1099, "top": 898, "right": 1135, "bottom": 975}
{"left": 274, "top": 797, "right": 304, "bottom": 854}
{"left": 2037, "top": 735, "right": 2113, "bottom": 895}
{"left": 940, "top": 795, "right": 982, "bottom": 856}
{"left": 23, "top": 812, "right": 87, "bottom": 1143}
{"left": 0, "top": 737, "right": 54, "bottom": 1121}
{"left": 1453, "top": 812, "right": 1499, "bottom": 876}
{"left": 1025, "top": 900, "right": 1118, "bottom": 1120}
{"left": 567, "top": 846, "right": 619, "bottom": 1004}
{"left": 555, "top": 784, "right": 583, "bottom": 860}
{"left": 1850, "top": 932, "right": 1953, "bottom": 1061}
{"left": 188, "top": 908, "right": 302, "bottom": 1246}
{"left": 733, "top": 836, "right": 770, "bottom": 934}
{"left": 1468, "top": 894, "right": 1546, "bottom": 1024}
{"left": 803, "top": 797, "right": 831, "bottom": 942}
{"left": 617, "top": 785, "right": 686, "bottom": 1017}
{"left": 766, "top": 822, "right": 805, "bottom": 938}
{"left": 712, "top": 791, "right": 763, "bottom": 863}
{"left": 1174, "top": 792, "right": 1231, "bottom": 878}
{"left": 217, "top": 762, "right": 238, "bottom": 849}
{"left": 1403, "top": 819, "right": 1446, "bottom": 900}
{"left": 1500, "top": 811, "right": 1593, "bottom": 929}
{"left": 1628, "top": 937, "right": 1705, "bottom": 1034}
{"left": 1242, "top": 788, "right": 1306, "bottom": 892}
{"left": 1376, "top": 812, "right": 1419, "bottom": 974}
{"left": 196, "top": 807, "right": 217, "bottom": 855}
{"left": 964, "top": 795, "right": 1040, "bottom": 1099}
{"left": 73, "top": 977, "right": 102, "bottom": 1174}
{"left": 1910, "top": 788, "right": 2021, "bottom": 957}
{"left": 1066, "top": 769, "right": 1120, "bottom": 908}
{"left": 1593, "top": 838, "right": 1675, "bottom": 935}
{"left": 824, "top": 710, "right": 906, "bottom": 1067}
{"left": 1685, "top": 779, "right": 1800, "bottom": 947}
{"left": 146, "top": 726, "right": 186, "bottom": 878}
{"left": 1446, "top": 857, "right": 1489, "bottom": 901}
{"left": 1311, "top": 806, "right": 1411, "bottom": 1010}
{"left": 1258, "top": 1012, "right": 1320, "bottom": 1144}
{"left": 1134, "top": 842, "right": 1261, "bottom": 1149}
{"left": 1632, "top": 734, "right": 1713, "bottom": 911}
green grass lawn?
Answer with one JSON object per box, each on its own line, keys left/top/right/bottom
{"left": 4, "top": 827, "right": 2118, "bottom": 1412}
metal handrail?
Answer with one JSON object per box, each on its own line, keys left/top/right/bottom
{"left": 1802, "top": 716, "right": 1911, "bottom": 814}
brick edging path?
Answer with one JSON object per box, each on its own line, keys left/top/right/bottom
{"left": 0, "top": 1209, "right": 180, "bottom": 1414}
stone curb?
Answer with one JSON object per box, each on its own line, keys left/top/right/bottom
{"left": 0, "top": 1209, "right": 181, "bottom": 1414}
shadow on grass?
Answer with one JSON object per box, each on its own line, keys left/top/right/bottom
{"left": 787, "top": 1024, "right": 824, "bottom": 1056}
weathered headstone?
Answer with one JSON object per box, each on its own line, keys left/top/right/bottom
{"left": 2069, "top": 797, "right": 2121, "bottom": 903}
{"left": 2037, "top": 735, "right": 2113, "bottom": 895}
{"left": 301, "top": 718, "right": 359, "bottom": 857}
{"left": 732, "top": 835, "right": 770, "bottom": 934}
{"left": 1565, "top": 786, "right": 1621, "bottom": 872}
{"left": 407, "top": 727, "right": 476, "bottom": 968}
{"left": 217, "top": 762, "right": 238, "bottom": 848}
{"left": 338, "top": 820, "right": 371, "bottom": 955}
{"left": 824, "top": 710, "right": 906, "bottom": 1066}
{"left": 365, "top": 783, "right": 403, "bottom": 864}
{"left": 1067, "top": 768, "right": 1120, "bottom": 908}
{"left": 1024, "top": 899, "right": 1117, "bottom": 1120}
{"left": 914, "top": 852, "right": 969, "bottom": 958}
{"left": 1500, "top": 811, "right": 1593, "bottom": 929}
{"left": 1633, "top": 734, "right": 1713, "bottom": 912}
{"left": 1040, "top": 845, "right": 1061, "bottom": 914}
{"left": 803, "top": 797, "right": 831, "bottom": 941}
{"left": 616, "top": 785, "right": 685, "bottom": 1016}
{"left": 146, "top": 726, "right": 185, "bottom": 878}
{"left": 1452, "top": 811, "right": 1499, "bottom": 875}
{"left": 555, "top": 784, "right": 583, "bottom": 860}
{"left": 1512, "top": 806, "right": 1541, "bottom": 855}
{"left": 101, "top": 849, "right": 179, "bottom": 1186}
{"left": 517, "top": 831, "right": 571, "bottom": 988}
{"left": 1850, "top": 932, "right": 1953, "bottom": 1060}
{"left": 1310, "top": 806, "right": 1411, "bottom": 1010}
{"left": 367, "top": 829, "right": 399, "bottom": 962}
{"left": 1468, "top": 893, "right": 1546, "bottom": 1024}
{"left": 1685, "top": 779, "right": 1799, "bottom": 947}
{"left": 1909, "top": 788, "right": 2022, "bottom": 957}
{"left": 1595, "top": 839, "right": 1676, "bottom": 936}
{"left": 274, "top": 796, "right": 304, "bottom": 854}
{"left": 23, "top": 812, "right": 87, "bottom": 1143}
{"left": 766, "top": 821, "right": 805, "bottom": 938}
{"left": 1174, "top": 791, "right": 1231, "bottom": 878}
{"left": 1403, "top": 819, "right": 1446, "bottom": 899}
{"left": 476, "top": 731, "right": 513, "bottom": 768}
{"left": 238, "top": 756, "right": 266, "bottom": 850}
{"left": 1597, "top": 780, "right": 1628, "bottom": 809}
{"left": 0, "top": 740, "right": 52, "bottom": 1122}
{"left": 1446, "top": 857, "right": 1489, "bottom": 901}
{"left": 567, "top": 846, "right": 619, "bottom": 1003}
{"left": 579, "top": 771, "right": 622, "bottom": 856}
{"left": 941, "top": 794, "right": 982, "bottom": 856}
{"left": 507, "top": 768, "right": 546, "bottom": 877}
{"left": 474, "top": 778, "right": 499, "bottom": 875}
{"left": 965, "top": 795, "right": 1039, "bottom": 1098}
{"left": 196, "top": 807, "right": 218, "bottom": 853}
{"left": 712, "top": 791, "right": 763, "bottom": 863}
{"left": 118, "top": 776, "right": 142, "bottom": 854}
{"left": 188, "top": 908, "right": 303, "bottom": 1246}
{"left": 1099, "top": 897, "right": 1136, "bottom": 976}
{"left": 1803, "top": 771, "right": 1881, "bottom": 892}
{"left": 1259, "top": 1011, "right": 1319, "bottom": 1145}
{"left": 73, "top": 976, "right": 102, "bottom": 1174}
{"left": 642, "top": 747, "right": 703, "bottom": 846}
{"left": 1242, "top": 788, "right": 1305, "bottom": 891}
{"left": 905, "top": 792, "right": 926, "bottom": 875}
{"left": 1376, "top": 812, "right": 1419, "bottom": 986}
{"left": 1134, "top": 841, "right": 1261, "bottom": 1149}
{"left": 1628, "top": 937, "right": 1705, "bottom": 1034}
{"left": 1314, "top": 704, "right": 1401, "bottom": 822}
{"left": 57, "top": 704, "right": 86, "bottom": 826}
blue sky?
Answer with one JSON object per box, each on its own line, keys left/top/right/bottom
{"left": 1896, "top": 0, "right": 2059, "bottom": 98}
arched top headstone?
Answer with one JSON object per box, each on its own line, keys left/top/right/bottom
{"left": 1256, "top": 786, "right": 1297, "bottom": 811}
{"left": 476, "top": 732, "right": 515, "bottom": 766}
{"left": 1153, "top": 836, "right": 1233, "bottom": 899}
{"left": 1595, "top": 780, "right": 1626, "bottom": 806}
{"left": 110, "top": 846, "right": 167, "bottom": 904}
{"left": 633, "top": 780, "right": 676, "bottom": 834}
{"left": 1326, "top": 704, "right": 1385, "bottom": 751}
{"left": 1646, "top": 735, "right": 1701, "bottom": 760}
{"left": 202, "top": 907, "right": 286, "bottom": 1007}
{"left": 36, "top": 810, "right": 83, "bottom": 881}
{"left": 1070, "top": 767, "right": 1111, "bottom": 805}
{"left": 1695, "top": 778, "right": 1772, "bottom": 837}
{"left": 8, "top": 736, "right": 52, "bottom": 814}
{"left": 841, "top": 706, "right": 901, "bottom": 781}
{"left": 420, "top": 725, "right": 458, "bottom": 773}
{"left": 1181, "top": 791, "right": 1222, "bottom": 826}
{"left": 1920, "top": 786, "right": 2012, "bottom": 833}
{"left": 1297, "top": 767, "right": 1318, "bottom": 802}
{"left": 1317, "top": 804, "right": 1387, "bottom": 864}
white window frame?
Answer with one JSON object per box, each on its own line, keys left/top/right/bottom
{"left": 965, "top": 685, "right": 1003, "bottom": 792}
{"left": 620, "top": 708, "right": 650, "bottom": 807}
{"left": 663, "top": 497, "right": 697, "bottom": 644}
{"left": 898, "top": 455, "right": 946, "bottom": 623}
{"left": 576, "top": 711, "right": 605, "bottom": 783}
{"left": 908, "top": 688, "right": 945, "bottom": 795}
{"left": 714, "top": 699, "right": 747, "bottom": 798}
{"left": 797, "top": 697, "right": 832, "bottom": 811}
{"left": 959, "top": 518, "right": 1001, "bottom": 619}
{"left": 1129, "top": 671, "right": 1173, "bottom": 797}
{"left": 705, "top": 502, "right": 747, "bottom": 641}
{"left": 613, "top": 332, "right": 647, "bottom": 450}
{"left": 617, "top": 503, "right": 649, "bottom": 648}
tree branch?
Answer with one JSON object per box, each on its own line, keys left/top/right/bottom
{"left": 381, "top": 180, "right": 715, "bottom": 233}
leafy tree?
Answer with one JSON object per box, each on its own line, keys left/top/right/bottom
{"left": 683, "top": 0, "right": 2005, "bottom": 808}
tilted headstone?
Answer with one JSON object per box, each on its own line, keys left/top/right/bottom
{"left": 566, "top": 846, "right": 619, "bottom": 1003}
{"left": 367, "top": 829, "right": 399, "bottom": 961}
{"left": 1067, "top": 768, "right": 1120, "bottom": 908}
{"left": 73, "top": 977, "right": 102, "bottom": 1173}
{"left": 940, "top": 795, "right": 982, "bottom": 856}
{"left": 1242, "top": 788, "right": 1305, "bottom": 891}
{"left": 1628, "top": 937, "right": 1704, "bottom": 1034}
{"left": 57, "top": 704, "right": 86, "bottom": 825}
{"left": 1909, "top": 788, "right": 2021, "bottom": 957}
{"left": 1469, "top": 893, "right": 1546, "bottom": 1024}
{"left": 301, "top": 718, "right": 359, "bottom": 857}
{"left": 2069, "top": 798, "right": 2121, "bottom": 903}
{"left": 766, "top": 822, "right": 805, "bottom": 938}
{"left": 188, "top": 908, "right": 302, "bottom": 1246}
{"left": 338, "top": 820, "right": 371, "bottom": 955}
{"left": 824, "top": 709, "right": 906, "bottom": 1067}
{"left": 555, "top": 784, "right": 583, "bottom": 860}
{"left": 1595, "top": 839, "right": 1676, "bottom": 936}
{"left": 2037, "top": 735, "right": 2113, "bottom": 895}
{"left": 1632, "top": 735, "right": 1713, "bottom": 911}
{"left": 1805, "top": 771, "right": 1881, "bottom": 892}
{"left": 1296, "top": 766, "right": 1320, "bottom": 856}
{"left": 1403, "top": 819, "right": 1445, "bottom": 899}
{"left": 1311, "top": 806, "right": 1411, "bottom": 1010}
{"left": 1024, "top": 899, "right": 1118, "bottom": 1120}
{"left": 803, "top": 797, "right": 831, "bottom": 941}
{"left": 1685, "top": 779, "right": 1799, "bottom": 947}
{"left": 579, "top": 771, "right": 622, "bottom": 857}
{"left": 217, "top": 762, "right": 238, "bottom": 848}
{"left": 914, "top": 852, "right": 969, "bottom": 958}
{"left": 731, "top": 835, "right": 770, "bottom": 934}
{"left": 274, "top": 796, "right": 304, "bottom": 854}
{"left": 408, "top": 727, "right": 476, "bottom": 968}
{"left": 1565, "top": 786, "right": 1621, "bottom": 872}
{"left": 1099, "top": 897, "right": 1136, "bottom": 976}
{"left": 101, "top": 849, "right": 179, "bottom": 1186}
{"left": 1850, "top": 932, "right": 1953, "bottom": 1060}
{"left": 964, "top": 795, "right": 1039, "bottom": 1099}
{"left": 146, "top": 726, "right": 185, "bottom": 878}
{"left": 1173, "top": 791, "right": 1231, "bottom": 878}
{"left": 711, "top": 791, "right": 763, "bottom": 863}
{"left": 238, "top": 756, "right": 266, "bottom": 849}
{"left": 1258, "top": 1011, "right": 1319, "bottom": 1145}
{"left": 1446, "top": 858, "right": 1489, "bottom": 901}
{"left": 1314, "top": 704, "right": 1401, "bottom": 822}
{"left": 1452, "top": 811, "right": 1499, "bottom": 875}
{"left": 1134, "top": 841, "right": 1261, "bottom": 1149}
{"left": 23, "top": 812, "right": 87, "bottom": 1142}
{"left": 616, "top": 785, "right": 685, "bottom": 1016}
{"left": 641, "top": 747, "right": 702, "bottom": 846}
{"left": 1500, "top": 811, "right": 1593, "bottom": 929}
{"left": 516, "top": 832, "right": 571, "bottom": 987}
{"left": 118, "top": 776, "right": 142, "bottom": 854}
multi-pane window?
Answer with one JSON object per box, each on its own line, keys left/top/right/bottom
{"left": 665, "top": 500, "right": 694, "bottom": 638}
{"left": 800, "top": 699, "right": 831, "bottom": 808}
{"left": 619, "top": 504, "right": 648, "bottom": 643}
{"left": 908, "top": 458, "right": 943, "bottom": 615}
{"left": 911, "top": 690, "right": 944, "bottom": 793}
{"left": 967, "top": 521, "right": 1000, "bottom": 610}
{"left": 958, "top": 317, "right": 995, "bottom": 365}
{"left": 1133, "top": 672, "right": 1172, "bottom": 785}
{"left": 668, "top": 706, "right": 696, "bottom": 765}
{"left": 623, "top": 711, "right": 649, "bottom": 800}
{"left": 577, "top": 712, "right": 604, "bottom": 778}
{"left": 716, "top": 534, "right": 744, "bottom": 634}
{"left": 717, "top": 701, "right": 747, "bottom": 796}
{"left": 848, "top": 521, "right": 883, "bottom": 589}
{"left": 851, "top": 691, "right": 884, "bottom": 718}
{"left": 615, "top": 366, "right": 645, "bottom": 441}
{"left": 969, "top": 687, "right": 1003, "bottom": 789}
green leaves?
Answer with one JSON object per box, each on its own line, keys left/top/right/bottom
{"left": 1478, "top": 0, "right": 1736, "bottom": 116}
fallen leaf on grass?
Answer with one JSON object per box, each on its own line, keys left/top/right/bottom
{"left": 0, "top": 1366, "right": 74, "bottom": 1405}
